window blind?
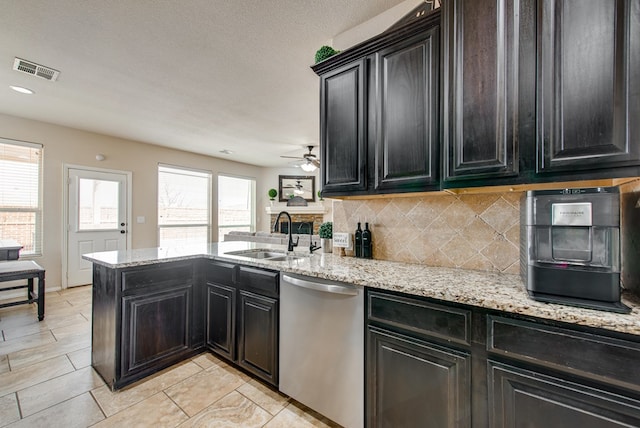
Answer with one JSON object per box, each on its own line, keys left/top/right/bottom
{"left": 0, "top": 138, "right": 43, "bottom": 255}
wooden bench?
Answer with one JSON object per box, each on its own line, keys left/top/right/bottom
{"left": 0, "top": 260, "right": 45, "bottom": 321}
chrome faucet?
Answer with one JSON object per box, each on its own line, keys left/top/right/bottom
{"left": 273, "top": 211, "right": 299, "bottom": 253}
{"left": 303, "top": 222, "right": 321, "bottom": 254}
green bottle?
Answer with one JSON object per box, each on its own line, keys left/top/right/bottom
{"left": 362, "top": 223, "right": 372, "bottom": 259}
{"left": 355, "top": 222, "right": 363, "bottom": 258}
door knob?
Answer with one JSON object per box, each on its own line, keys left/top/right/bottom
{"left": 120, "top": 222, "right": 125, "bottom": 227}
{"left": 120, "top": 230, "right": 125, "bottom": 234}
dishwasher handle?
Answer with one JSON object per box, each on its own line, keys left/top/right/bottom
{"left": 282, "top": 274, "right": 359, "bottom": 296}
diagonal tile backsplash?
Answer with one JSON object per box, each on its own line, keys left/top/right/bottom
{"left": 332, "top": 192, "right": 523, "bottom": 274}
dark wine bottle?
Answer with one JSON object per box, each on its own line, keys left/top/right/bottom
{"left": 355, "top": 222, "right": 363, "bottom": 258}
{"left": 362, "top": 222, "right": 372, "bottom": 259}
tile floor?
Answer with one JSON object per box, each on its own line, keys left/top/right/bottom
{"left": 0, "top": 286, "right": 341, "bottom": 427}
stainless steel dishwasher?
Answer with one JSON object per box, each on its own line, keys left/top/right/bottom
{"left": 280, "top": 273, "right": 364, "bottom": 428}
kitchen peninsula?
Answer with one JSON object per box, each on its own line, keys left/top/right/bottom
{"left": 84, "top": 242, "right": 640, "bottom": 426}
{"left": 84, "top": 241, "right": 640, "bottom": 334}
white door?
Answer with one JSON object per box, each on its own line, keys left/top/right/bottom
{"left": 67, "top": 168, "right": 128, "bottom": 286}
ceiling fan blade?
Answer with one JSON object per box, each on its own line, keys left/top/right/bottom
{"left": 281, "top": 155, "right": 304, "bottom": 160}
{"left": 310, "top": 158, "right": 320, "bottom": 168}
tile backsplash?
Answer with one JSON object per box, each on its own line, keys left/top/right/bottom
{"left": 332, "top": 192, "right": 523, "bottom": 274}
{"left": 334, "top": 180, "right": 640, "bottom": 281}
{"left": 620, "top": 179, "right": 640, "bottom": 294}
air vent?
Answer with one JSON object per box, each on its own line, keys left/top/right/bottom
{"left": 13, "top": 58, "right": 60, "bottom": 81}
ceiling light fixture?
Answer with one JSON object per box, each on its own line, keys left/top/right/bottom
{"left": 300, "top": 162, "right": 317, "bottom": 172}
{"left": 219, "top": 149, "right": 234, "bottom": 155}
{"left": 10, "top": 85, "right": 34, "bottom": 94}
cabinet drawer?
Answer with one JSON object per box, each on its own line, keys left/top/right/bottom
{"left": 237, "top": 266, "right": 279, "bottom": 298}
{"left": 368, "top": 291, "right": 471, "bottom": 346}
{"left": 204, "top": 260, "right": 235, "bottom": 287}
{"left": 488, "top": 316, "right": 640, "bottom": 392}
{"left": 121, "top": 262, "right": 193, "bottom": 293}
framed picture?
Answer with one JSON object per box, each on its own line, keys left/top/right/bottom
{"left": 279, "top": 175, "right": 315, "bottom": 202}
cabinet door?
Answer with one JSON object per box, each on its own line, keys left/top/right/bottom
{"left": 367, "top": 327, "right": 471, "bottom": 428}
{"left": 121, "top": 285, "right": 191, "bottom": 378}
{"left": 375, "top": 29, "right": 440, "bottom": 192}
{"left": 443, "top": 0, "right": 525, "bottom": 182}
{"left": 538, "top": 0, "right": 640, "bottom": 174}
{"left": 237, "top": 290, "right": 278, "bottom": 386}
{"left": 489, "top": 361, "right": 640, "bottom": 427}
{"left": 320, "top": 59, "right": 368, "bottom": 194}
{"left": 206, "top": 282, "right": 236, "bottom": 361}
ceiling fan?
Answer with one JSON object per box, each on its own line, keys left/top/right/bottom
{"left": 281, "top": 145, "right": 320, "bottom": 172}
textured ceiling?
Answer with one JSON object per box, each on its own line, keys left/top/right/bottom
{"left": 0, "top": 0, "right": 411, "bottom": 167}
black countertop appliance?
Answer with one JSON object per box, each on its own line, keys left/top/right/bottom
{"left": 520, "top": 187, "right": 630, "bottom": 313}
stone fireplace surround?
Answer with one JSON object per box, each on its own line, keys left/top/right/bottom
{"left": 266, "top": 205, "right": 327, "bottom": 236}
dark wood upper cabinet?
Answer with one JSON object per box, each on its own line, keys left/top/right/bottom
{"left": 314, "top": 2, "right": 640, "bottom": 196}
{"left": 314, "top": 10, "right": 441, "bottom": 197}
{"left": 375, "top": 29, "right": 440, "bottom": 192}
{"left": 442, "top": 0, "right": 533, "bottom": 184}
{"left": 537, "top": 0, "right": 640, "bottom": 173}
{"left": 319, "top": 59, "right": 367, "bottom": 194}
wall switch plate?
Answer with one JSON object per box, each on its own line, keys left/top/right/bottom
{"left": 333, "top": 232, "right": 352, "bottom": 249}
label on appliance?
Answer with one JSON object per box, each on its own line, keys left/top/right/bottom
{"left": 551, "top": 202, "right": 592, "bottom": 226}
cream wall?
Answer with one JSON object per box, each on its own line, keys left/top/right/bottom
{"left": 0, "top": 113, "right": 264, "bottom": 289}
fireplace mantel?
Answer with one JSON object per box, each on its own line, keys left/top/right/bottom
{"left": 265, "top": 203, "right": 327, "bottom": 215}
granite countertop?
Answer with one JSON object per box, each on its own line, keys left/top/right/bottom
{"left": 83, "top": 241, "right": 640, "bottom": 336}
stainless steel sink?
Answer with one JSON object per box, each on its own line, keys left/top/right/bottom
{"left": 224, "top": 249, "right": 304, "bottom": 262}
{"left": 235, "top": 251, "right": 286, "bottom": 259}
{"left": 265, "top": 255, "right": 303, "bottom": 262}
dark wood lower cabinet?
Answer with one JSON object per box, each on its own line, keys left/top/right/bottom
{"left": 237, "top": 290, "right": 278, "bottom": 385}
{"left": 206, "top": 283, "right": 236, "bottom": 360}
{"left": 121, "top": 285, "right": 192, "bottom": 378}
{"left": 366, "top": 288, "right": 640, "bottom": 428}
{"left": 92, "top": 260, "right": 202, "bottom": 390}
{"left": 92, "top": 259, "right": 278, "bottom": 390}
{"left": 489, "top": 362, "right": 640, "bottom": 427}
{"left": 367, "top": 326, "right": 471, "bottom": 428}
{"left": 204, "top": 261, "right": 280, "bottom": 387}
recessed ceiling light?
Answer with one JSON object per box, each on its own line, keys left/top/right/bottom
{"left": 220, "top": 149, "right": 234, "bottom": 155}
{"left": 10, "top": 85, "right": 34, "bottom": 94}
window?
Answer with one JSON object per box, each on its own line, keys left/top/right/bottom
{"left": 0, "top": 138, "right": 43, "bottom": 256}
{"left": 218, "top": 174, "right": 255, "bottom": 239}
{"left": 158, "top": 164, "right": 211, "bottom": 247}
